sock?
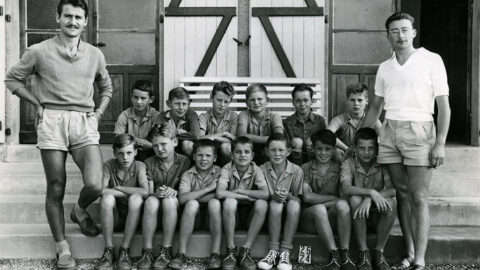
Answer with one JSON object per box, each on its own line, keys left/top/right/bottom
{"left": 55, "top": 240, "right": 71, "bottom": 257}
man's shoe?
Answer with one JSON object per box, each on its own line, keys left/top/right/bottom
{"left": 222, "top": 247, "right": 237, "bottom": 270}
{"left": 324, "top": 249, "right": 341, "bottom": 270}
{"left": 95, "top": 246, "right": 114, "bottom": 270}
{"left": 238, "top": 247, "right": 256, "bottom": 270}
{"left": 339, "top": 249, "right": 356, "bottom": 270}
{"left": 168, "top": 253, "right": 186, "bottom": 270}
{"left": 70, "top": 208, "right": 99, "bottom": 237}
{"left": 153, "top": 246, "right": 172, "bottom": 270}
{"left": 56, "top": 253, "right": 76, "bottom": 270}
{"left": 372, "top": 249, "right": 391, "bottom": 270}
{"left": 208, "top": 253, "right": 222, "bottom": 269}
{"left": 117, "top": 247, "right": 132, "bottom": 270}
{"left": 137, "top": 248, "right": 154, "bottom": 270}
{"left": 257, "top": 249, "right": 278, "bottom": 270}
{"left": 357, "top": 249, "right": 372, "bottom": 270}
{"left": 277, "top": 250, "right": 292, "bottom": 270}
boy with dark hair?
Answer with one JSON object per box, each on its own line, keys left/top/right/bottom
{"left": 341, "top": 128, "right": 397, "bottom": 270}
{"left": 114, "top": 80, "right": 159, "bottom": 161}
{"left": 216, "top": 136, "right": 269, "bottom": 270}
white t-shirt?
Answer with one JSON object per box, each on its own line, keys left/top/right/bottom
{"left": 374, "top": 48, "right": 449, "bottom": 121}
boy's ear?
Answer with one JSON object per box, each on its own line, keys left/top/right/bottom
{"left": 166, "top": 100, "right": 172, "bottom": 108}
{"left": 172, "top": 137, "right": 178, "bottom": 147}
{"left": 134, "top": 148, "right": 138, "bottom": 157}
{"left": 286, "top": 147, "right": 292, "bottom": 157}
{"left": 149, "top": 96, "right": 155, "bottom": 103}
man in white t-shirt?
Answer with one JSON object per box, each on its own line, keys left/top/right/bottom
{"left": 363, "top": 13, "right": 451, "bottom": 270}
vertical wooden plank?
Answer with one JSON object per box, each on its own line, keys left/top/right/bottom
{"left": 271, "top": 0, "right": 285, "bottom": 77}
{"left": 174, "top": 16, "right": 185, "bottom": 89}
{"left": 184, "top": 0, "right": 196, "bottom": 77}
{"left": 292, "top": 0, "right": 304, "bottom": 77}
{"left": 205, "top": 0, "right": 217, "bottom": 76}
{"left": 215, "top": 0, "right": 227, "bottom": 77}
{"left": 0, "top": 0, "right": 5, "bottom": 142}
{"left": 164, "top": 5, "right": 175, "bottom": 97}
{"left": 281, "top": 0, "right": 294, "bottom": 77}
{"left": 261, "top": 0, "right": 273, "bottom": 77}
{"left": 313, "top": 3, "right": 324, "bottom": 81}
{"left": 472, "top": 0, "right": 480, "bottom": 145}
{"left": 303, "top": 16, "right": 314, "bottom": 78}
{"left": 226, "top": 0, "right": 238, "bottom": 77}
{"left": 195, "top": 0, "right": 206, "bottom": 77}
{"left": 250, "top": 1, "right": 262, "bottom": 77}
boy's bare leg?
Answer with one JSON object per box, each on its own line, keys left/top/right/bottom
{"left": 100, "top": 194, "right": 116, "bottom": 247}
{"left": 178, "top": 200, "right": 200, "bottom": 253}
{"left": 350, "top": 196, "right": 368, "bottom": 250}
{"left": 222, "top": 198, "right": 238, "bottom": 248}
{"left": 208, "top": 199, "right": 222, "bottom": 254}
{"left": 335, "top": 199, "right": 352, "bottom": 249}
{"left": 142, "top": 196, "right": 160, "bottom": 249}
{"left": 374, "top": 198, "right": 397, "bottom": 250}
{"left": 181, "top": 140, "right": 194, "bottom": 158}
{"left": 162, "top": 197, "right": 179, "bottom": 247}
{"left": 41, "top": 150, "right": 68, "bottom": 242}
{"left": 122, "top": 194, "right": 144, "bottom": 248}
{"left": 244, "top": 199, "right": 268, "bottom": 248}
{"left": 268, "top": 200, "right": 284, "bottom": 248}
{"left": 307, "top": 204, "right": 337, "bottom": 250}
{"left": 407, "top": 166, "right": 432, "bottom": 266}
{"left": 280, "top": 199, "right": 301, "bottom": 251}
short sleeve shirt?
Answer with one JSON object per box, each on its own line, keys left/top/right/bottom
{"left": 328, "top": 112, "right": 382, "bottom": 147}
{"left": 114, "top": 107, "right": 159, "bottom": 139}
{"left": 218, "top": 162, "right": 268, "bottom": 191}
{"left": 340, "top": 157, "right": 391, "bottom": 192}
{"left": 144, "top": 153, "right": 191, "bottom": 190}
{"left": 237, "top": 109, "right": 283, "bottom": 137}
{"left": 261, "top": 161, "right": 303, "bottom": 197}
{"left": 155, "top": 109, "right": 200, "bottom": 141}
{"left": 178, "top": 165, "right": 222, "bottom": 193}
{"left": 103, "top": 159, "right": 148, "bottom": 188}
{"left": 199, "top": 108, "right": 238, "bottom": 136}
{"left": 301, "top": 160, "right": 340, "bottom": 196}
{"left": 283, "top": 112, "right": 326, "bottom": 151}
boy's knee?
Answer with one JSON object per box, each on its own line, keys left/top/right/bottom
{"left": 254, "top": 199, "right": 268, "bottom": 215}
{"left": 128, "top": 194, "right": 144, "bottom": 209}
{"left": 208, "top": 199, "right": 221, "bottom": 212}
{"left": 223, "top": 198, "right": 238, "bottom": 213}
{"left": 162, "top": 197, "right": 179, "bottom": 209}
{"left": 101, "top": 194, "right": 116, "bottom": 208}
{"left": 181, "top": 140, "right": 194, "bottom": 155}
{"left": 312, "top": 204, "right": 328, "bottom": 219}
{"left": 184, "top": 200, "right": 200, "bottom": 215}
{"left": 269, "top": 200, "right": 284, "bottom": 214}
{"left": 219, "top": 142, "right": 232, "bottom": 156}
{"left": 335, "top": 199, "right": 351, "bottom": 215}
{"left": 349, "top": 195, "right": 363, "bottom": 207}
{"left": 291, "top": 137, "right": 303, "bottom": 151}
{"left": 144, "top": 196, "right": 160, "bottom": 212}
{"left": 287, "top": 199, "right": 301, "bottom": 215}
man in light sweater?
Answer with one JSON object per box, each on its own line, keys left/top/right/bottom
{"left": 5, "top": 0, "right": 113, "bottom": 269}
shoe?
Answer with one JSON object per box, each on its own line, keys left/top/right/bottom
{"left": 70, "top": 208, "right": 99, "bottom": 236}
{"left": 257, "top": 249, "right": 278, "bottom": 270}
{"left": 324, "top": 250, "right": 341, "bottom": 270}
{"left": 410, "top": 265, "right": 425, "bottom": 270}
{"left": 137, "top": 248, "right": 154, "bottom": 270}
{"left": 153, "top": 246, "right": 172, "bottom": 270}
{"left": 372, "top": 249, "right": 391, "bottom": 270}
{"left": 357, "top": 249, "right": 372, "bottom": 270}
{"left": 117, "top": 247, "right": 132, "bottom": 270}
{"left": 339, "top": 249, "right": 356, "bottom": 270}
{"left": 238, "top": 247, "right": 256, "bottom": 270}
{"left": 277, "top": 250, "right": 292, "bottom": 270}
{"left": 391, "top": 256, "right": 413, "bottom": 270}
{"left": 222, "top": 247, "right": 237, "bottom": 270}
{"left": 56, "top": 253, "right": 77, "bottom": 269}
{"left": 95, "top": 246, "right": 114, "bottom": 270}
{"left": 208, "top": 253, "right": 222, "bottom": 269}
{"left": 168, "top": 253, "right": 186, "bottom": 270}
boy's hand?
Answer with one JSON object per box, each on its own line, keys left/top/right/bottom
{"left": 222, "top": 132, "right": 236, "bottom": 141}
{"left": 164, "top": 187, "right": 178, "bottom": 198}
{"left": 154, "top": 186, "right": 166, "bottom": 198}
{"left": 273, "top": 189, "right": 288, "bottom": 203}
{"left": 369, "top": 190, "right": 392, "bottom": 212}
{"left": 354, "top": 198, "right": 371, "bottom": 219}
{"left": 136, "top": 138, "right": 151, "bottom": 150}
{"left": 177, "top": 129, "right": 187, "bottom": 135}
{"left": 429, "top": 143, "right": 445, "bottom": 168}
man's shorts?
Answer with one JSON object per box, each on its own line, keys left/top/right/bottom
{"left": 36, "top": 108, "right": 100, "bottom": 151}
{"left": 378, "top": 119, "right": 436, "bottom": 166}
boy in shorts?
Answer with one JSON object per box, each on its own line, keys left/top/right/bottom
{"left": 258, "top": 133, "right": 303, "bottom": 270}
{"left": 156, "top": 87, "right": 201, "bottom": 158}
{"left": 341, "top": 128, "right": 396, "bottom": 270}
{"left": 300, "top": 129, "right": 355, "bottom": 270}
{"left": 114, "top": 80, "right": 159, "bottom": 161}
{"left": 168, "top": 139, "right": 222, "bottom": 270}
{"left": 283, "top": 84, "right": 326, "bottom": 165}
{"left": 137, "top": 123, "right": 192, "bottom": 270}
{"left": 95, "top": 134, "right": 150, "bottom": 270}
{"left": 199, "top": 81, "right": 238, "bottom": 166}
{"left": 216, "top": 136, "right": 269, "bottom": 270}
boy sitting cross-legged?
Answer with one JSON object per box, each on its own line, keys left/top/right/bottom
{"left": 168, "top": 139, "right": 223, "bottom": 270}
{"left": 95, "top": 134, "right": 150, "bottom": 270}
{"left": 300, "top": 129, "right": 355, "bottom": 270}
{"left": 137, "top": 123, "right": 192, "bottom": 270}
{"left": 341, "top": 128, "right": 397, "bottom": 270}
{"left": 216, "top": 136, "right": 269, "bottom": 270}
{"left": 258, "top": 133, "right": 304, "bottom": 270}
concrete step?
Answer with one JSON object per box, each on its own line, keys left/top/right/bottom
{"left": 0, "top": 195, "right": 479, "bottom": 226}
{"left": 0, "top": 224, "right": 478, "bottom": 264}
{"left": 3, "top": 145, "right": 114, "bottom": 163}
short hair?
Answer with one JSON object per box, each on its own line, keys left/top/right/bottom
{"left": 231, "top": 136, "right": 255, "bottom": 152}
{"left": 57, "top": 0, "right": 89, "bottom": 18}
{"left": 292, "top": 84, "right": 314, "bottom": 99}
{"left": 132, "top": 80, "right": 154, "bottom": 97}
{"left": 168, "top": 87, "right": 190, "bottom": 101}
{"left": 354, "top": 127, "right": 378, "bottom": 147}
{"left": 211, "top": 81, "right": 234, "bottom": 100}
{"left": 193, "top": 139, "right": 217, "bottom": 155}
{"left": 385, "top": 12, "right": 415, "bottom": 31}
{"left": 112, "top": 134, "right": 136, "bottom": 151}
{"left": 346, "top": 83, "right": 369, "bottom": 99}
{"left": 310, "top": 129, "right": 336, "bottom": 147}
{"left": 246, "top": 83, "right": 268, "bottom": 101}
{"left": 266, "top": 133, "right": 291, "bottom": 149}
{"left": 150, "top": 122, "right": 177, "bottom": 141}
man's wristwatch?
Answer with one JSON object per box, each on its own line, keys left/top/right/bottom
{"left": 95, "top": 109, "right": 104, "bottom": 117}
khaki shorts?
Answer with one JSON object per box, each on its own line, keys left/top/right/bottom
{"left": 378, "top": 119, "right": 436, "bottom": 166}
{"left": 36, "top": 108, "right": 100, "bottom": 151}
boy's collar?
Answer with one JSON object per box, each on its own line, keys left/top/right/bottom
{"left": 126, "top": 107, "right": 155, "bottom": 119}
{"left": 353, "top": 156, "right": 380, "bottom": 173}
{"left": 165, "top": 110, "right": 187, "bottom": 121}
{"left": 311, "top": 159, "right": 338, "bottom": 171}
{"left": 188, "top": 165, "right": 219, "bottom": 176}
{"left": 295, "top": 110, "right": 315, "bottom": 122}
{"left": 248, "top": 109, "right": 270, "bottom": 120}
{"left": 267, "top": 160, "right": 294, "bottom": 174}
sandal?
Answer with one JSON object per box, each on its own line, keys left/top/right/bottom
{"left": 391, "top": 256, "right": 414, "bottom": 270}
{"left": 410, "top": 265, "right": 426, "bottom": 270}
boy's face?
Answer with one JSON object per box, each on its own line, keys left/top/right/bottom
{"left": 387, "top": 19, "right": 416, "bottom": 51}
{"left": 193, "top": 146, "right": 216, "bottom": 172}
{"left": 247, "top": 91, "right": 268, "bottom": 114}
{"left": 347, "top": 92, "right": 368, "bottom": 116}
{"left": 152, "top": 136, "right": 178, "bottom": 159}
{"left": 355, "top": 139, "right": 378, "bottom": 164}
{"left": 131, "top": 89, "right": 154, "bottom": 112}
{"left": 267, "top": 140, "right": 291, "bottom": 166}
{"left": 293, "top": 90, "right": 313, "bottom": 116}
{"left": 313, "top": 141, "right": 335, "bottom": 164}
{"left": 114, "top": 143, "right": 137, "bottom": 168}
{"left": 56, "top": 4, "right": 87, "bottom": 38}
{"left": 212, "top": 91, "right": 232, "bottom": 116}
{"left": 231, "top": 143, "right": 254, "bottom": 167}
{"left": 167, "top": 97, "right": 190, "bottom": 118}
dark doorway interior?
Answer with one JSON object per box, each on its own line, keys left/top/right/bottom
{"left": 420, "top": 0, "right": 469, "bottom": 143}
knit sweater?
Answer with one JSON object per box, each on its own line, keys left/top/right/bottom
{"left": 5, "top": 35, "right": 113, "bottom": 112}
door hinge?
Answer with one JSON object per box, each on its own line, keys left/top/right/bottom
{"left": 324, "top": 14, "right": 328, "bottom": 23}
{"left": 0, "top": 6, "right": 3, "bottom": 16}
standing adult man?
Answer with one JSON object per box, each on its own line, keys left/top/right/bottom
{"left": 363, "top": 13, "right": 451, "bottom": 270}
{"left": 5, "top": 0, "right": 112, "bottom": 268}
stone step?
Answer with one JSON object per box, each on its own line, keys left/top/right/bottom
{"left": 0, "top": 224, "right": 478, "bottom": 265}
{"left": 0, "top": 195, "right": 479, "bottom": 226}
